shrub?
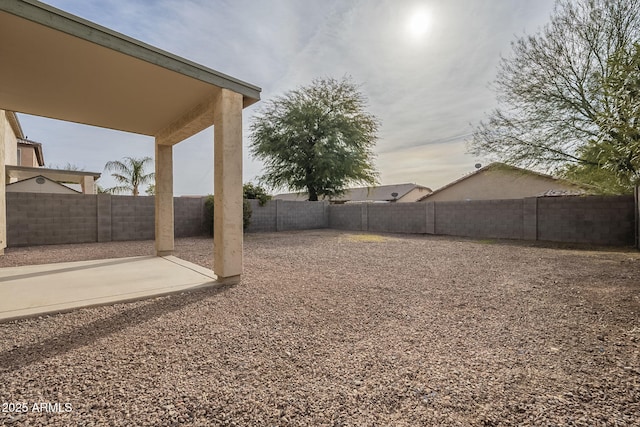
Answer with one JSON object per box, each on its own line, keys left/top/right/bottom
{"left": 204, "top": 195, "right": 252, "bottom": 236}
{"left": 243, "top": 182, "right": 272, "bottom": 206}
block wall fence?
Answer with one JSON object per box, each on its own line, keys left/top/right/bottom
{"left": 4, "top": 192, "right": 639, "bottom": 248}
{"left": 234, "top": 196, "right": 637, "bottom": 247}
{"left": 245, "top": 199, "right": 329, "bottom": 232}
{"left": 6, "top": 193, "right": 206, "bottom": 247}
{"left": 327, "top": 195, "right": 636, "bottom": 247}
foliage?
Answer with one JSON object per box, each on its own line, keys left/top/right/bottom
{"left": 243, "top": 182, "right": 271, "bottom": 206}
{"left": 204, "top": 195, "right": 252, "bottom": 236}
{"left": 145, "top": 184, "right": 155, "bottom": 196}
{"left": 204, "top": 196, "right": 215, "bottom": 235}
{"left": 561, "top": 161, "right": 631, "bottom": 194}
{"left": 103, "top": 156, "right": 155, "bottom": 196}
{"left": 561, "top": 43, "right": 640, "bottom": 193}
{"left": 250, "top": 76, "right": 379, "bottom": 201}
{"left": 471, "top": 0, "right": 640, "bottom": 194}
{"left": 46, "top": 162, "right": 84, "bottom": 171}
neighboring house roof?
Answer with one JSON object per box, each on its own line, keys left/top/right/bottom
{"left": 6, "top": 111, "right": 24, "bottom": 139}
{"left": 17, "top": 138, "right": 45, "bottom": 166}
{"left": 6, "top": 175, "right": 80, "bottom": 194}
{"left": 418, "top": 162, "right": 588, "bottom": 202}
{"left": 274, "top": 183, "right": 432, "bottom": 203}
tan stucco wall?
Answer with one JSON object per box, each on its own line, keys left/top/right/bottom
{"left": 3, "top": 113, "right": 17, "bottom": 168}
{"left": 398, "top": 187, "right": 432, "bottom": 202}
{"left": 19, "top": 146, "right": 39, "bottom": 167}
{"left": 0, "top": 111, "right": 12, "bottom": 252}
{"left": 424, "top": 169, "right": 583, "bottom": 202}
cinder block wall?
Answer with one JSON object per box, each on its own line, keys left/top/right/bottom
{"left": 245, "top": 199, "right": 277, "bottom": 232}
{"left": 111, "top": 196, "right": 154, "bottom": 241}
{"left": 246, "top": 200, "right": 329, "bottom": 232}
{"left": 434, "top": 199, "right": 525, "bottom": 239}
{"left": 328, "top": 196, "right": 637, "bottom": 246}
{"left": 330, "top": 199, "right": 525, "bottom": 238}
{"left": 368, "top": 203, "right": 427, "bottom": 233}
{"left": 7, "top": 192, "right": 98, "bottom": 246}
{"left": 6, "top": 193, "right": 206, "bottom": 247}
{"left": 175, "top": 197, "right": 206, "bottom": 237}
{"left": 537, "top": 195, "right": 635, "bottom": 246}
{"left": 210, "top": 200, "right": 330, "bottom": 233}
{"left": 6, "top": 193, "right": 638, "bottom": 247}
{"left": 276, "top": 200, "right": 328, "bottom": 231}
{"left": 328, "top": 204, "right": 366, "bottom": 230}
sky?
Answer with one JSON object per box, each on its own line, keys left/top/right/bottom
{"left": 18, "top": 0, "right": 557, "bottom": 196}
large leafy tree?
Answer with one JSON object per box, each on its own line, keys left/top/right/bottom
{"left": 471, "top": 0, "right": 640, "bottom": 194}
{"left": 250, "top": 77, "right": 380, "bottom": 201}
{"left": 104, "top": 156, "right": 155, "bottom": 196}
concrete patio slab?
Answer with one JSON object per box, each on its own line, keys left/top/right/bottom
{"left": 0, "top": 256, "right": 218, "bottom": 322}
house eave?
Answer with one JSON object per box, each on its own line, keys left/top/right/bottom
{"left": 6, "top": 165, "right": 101, "bottom": 184}
{"left": 6, "top": 111, "right": 24, "bottom": 140}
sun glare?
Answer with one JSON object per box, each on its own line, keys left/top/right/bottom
{"left": 407, "top": 7, "right": 431, "bottom": 39}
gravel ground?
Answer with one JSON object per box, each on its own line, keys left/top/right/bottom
{"left": 0, "top": 230, "right": 639, "bottom": 426}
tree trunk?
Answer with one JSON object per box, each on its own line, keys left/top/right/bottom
{"left": 308, "top": 186, "right": 318, "bottom": 201}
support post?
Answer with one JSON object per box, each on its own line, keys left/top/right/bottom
{"left": 155, "top": 141, "right": 174, "bottom": 256}
{"left": 213, "top": 89, "right": 243, "bottom": 283}
{"left": 81, "top": 176, "right": 95, "bottom": 194}
{"left": 0, "top": 112, "right": 7, "bottom": 255}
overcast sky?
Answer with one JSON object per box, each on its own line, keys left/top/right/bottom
{"left": 19, "top": 0, "right": 557, "bottom": 195}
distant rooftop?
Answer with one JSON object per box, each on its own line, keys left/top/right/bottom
{"left": 417, "top": 162, "right": 590, "bottom": 201}
{"left": 274, "top": 183, "right": 432, "bottom": 203}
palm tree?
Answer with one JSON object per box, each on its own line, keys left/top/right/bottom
{"left": 104, "top": 156, "right": 155, "bottom": 196}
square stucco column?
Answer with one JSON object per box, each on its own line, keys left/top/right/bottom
{"left": 0, "top": 115, "right": 6, "bottom": 255}
{"left": 155, "top": 141, "right": 174, "bottom": 256}
{"left": 0, "top": 139, "right": 7, "bottom": 255}
{"left": 81, "top": 176, "right": 95, "bottom": 194}
{"left": 213, "top": 89, "right": 243, "bottom": 283}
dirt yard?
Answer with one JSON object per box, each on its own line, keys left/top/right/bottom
{"left": 0, "top": 230, "right": 639, "bottom": 426}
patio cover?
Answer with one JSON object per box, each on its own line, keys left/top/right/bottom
{"left": 0, "top": 0, "right": 261, "bottom": 282}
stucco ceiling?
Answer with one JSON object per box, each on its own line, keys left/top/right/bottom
{"left": 0, "top": 1, "right": 260, "bottom": 139}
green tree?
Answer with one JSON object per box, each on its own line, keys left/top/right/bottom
{"left": 562, "top": 43, "right": 640, "bottom": 193}
{"left": 471, "top": 0, "right": 640, "bottom": 194}
{"left": 243, "top": 182, "right": 271, "bottom": 206}
{"left": 104, "top": 156, "right": 155, "bottom": 196}
{"left": 250, "top": 77, "right": 380, "bottom": 201}
{"left": 145, "top": 184, "right": 156, "bottom": 196}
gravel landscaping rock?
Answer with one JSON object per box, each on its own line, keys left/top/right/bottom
{"left": 0, "top": 230, "right": 638, "bottom": 426}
